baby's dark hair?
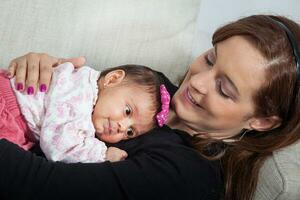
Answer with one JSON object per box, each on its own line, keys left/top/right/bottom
{"left": 100, "top": 64, "right": 164, "bottom": 126}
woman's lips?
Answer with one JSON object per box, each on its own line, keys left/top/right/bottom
{"left": 184, "top": 87, "right": 197, "bottom": 106}
{"left": 187, "top": 89, "right": 197, "bottom": 105}
{"left": 184, "top": 88, "right": 204, "bottom": 109}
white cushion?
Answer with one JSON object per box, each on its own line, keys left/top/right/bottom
{"left": 254, "top": 140, "right": 300, "bottom": 200}
{"left": 0, "top": 0, "right": 201, "bottom": 82}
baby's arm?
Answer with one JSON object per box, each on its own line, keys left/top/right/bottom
{"left": 40, "top": 123, "right": 108, "bottom": 163}
{"left": 106, "top": 147, "right": 128, "bottom": 162}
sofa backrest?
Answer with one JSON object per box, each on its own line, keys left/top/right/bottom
{"left": 0, "top": 0, "right": 200, "bottom": 83}
{"left": 254, "top": 140, "right": 300, "bottom": 200}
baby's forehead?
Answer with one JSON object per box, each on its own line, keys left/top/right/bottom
{"left": 135, "top": 91, "right": 158, "bottom": 113}
{"left": 134, "top": 101, "right": 157, "bottom": 122}
{"left": 128, "top": 84, "right": 158, "bottom": 106}
{"left": 125, "top": 83, "right": 160, "bottom": 129}
{"left": 133, "top": 98, "right": 158, "bottom": 132}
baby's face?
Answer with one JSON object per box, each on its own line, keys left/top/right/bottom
{"left": 92, "top": 83, "right": 156, "bottom": 143}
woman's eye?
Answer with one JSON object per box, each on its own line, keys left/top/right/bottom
{"left": 205, "top": 52, "right": 215, "bottom": 67}
{"left": 125, "top": 105, "right": 132, "bottom": 116}
{"left": 127, "top": 127, "right": 135, "bottom": 137}
{"left": 205, "top": 55, "right": 214, "bottom": 66}
{"left": 216, "top": 79, "right": 230, "bottom": 99}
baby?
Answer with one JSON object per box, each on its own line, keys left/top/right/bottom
{"left": 0, "top": 63, "right": 170, "bottom": 163}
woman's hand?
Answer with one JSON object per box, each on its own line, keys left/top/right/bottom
{"left": 7, "top": 52, "right": 86, "bottom": 94}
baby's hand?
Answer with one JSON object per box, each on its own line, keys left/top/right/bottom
{"left": 106, "top": 147, "right": 128, "bottom": 162}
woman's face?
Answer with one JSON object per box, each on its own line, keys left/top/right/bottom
{"left": 172, "top": 36, "right": 267, "bottom": 139}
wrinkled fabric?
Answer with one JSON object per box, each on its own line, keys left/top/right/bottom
{"left": 0, "top": 71, "right": 34, "bottom": 150}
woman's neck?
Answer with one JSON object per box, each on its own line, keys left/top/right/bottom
{"left": 167, "top": 110, "right": 242, "bottom": 139}
{"left": 166, "top": 109, "right": 180, "bottom": 128}
{"left": 167, "top": 109, "right": 196, "bottom": 136}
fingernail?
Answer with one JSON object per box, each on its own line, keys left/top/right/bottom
{"left": 16, "top": 83, "right": 23, "bottom": 91}
{"left": 40, "top": 84, "right": 47, "bottom": 92}
{"left": 27, "top": 87, "right": 34, "bottom": 95}
{"left": 5, "top": 71, "right": 12, "bottom": 78}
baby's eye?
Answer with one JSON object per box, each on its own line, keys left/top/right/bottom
{"left": 125, "top": 105, "right": 132, "bottom": 116}
{"left": 127, "top": 127, "right": 135, "bottom": 137}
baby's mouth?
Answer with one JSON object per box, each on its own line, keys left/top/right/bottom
{"left": 103, "top": 119, "right": 117, "bottom": 135}
{"left": 103, "top": 119, "right": 111, "bottom": 134}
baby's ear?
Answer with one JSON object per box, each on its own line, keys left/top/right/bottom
{"left": 103, "top": 70, "right": 126, "bottom": 87}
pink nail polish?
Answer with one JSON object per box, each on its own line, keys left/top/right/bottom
{"left": 16, "top": 83, "right": 23, "bottom": 91}
{"left": 40, "top": 84, "right": 47, "bottom": 92}
{"left": 27, "top": 87, "right": 34, "bottom": 95}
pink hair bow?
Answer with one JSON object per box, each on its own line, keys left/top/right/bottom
{"left": 156, "top": 84, "right": 171, "bottom": 127}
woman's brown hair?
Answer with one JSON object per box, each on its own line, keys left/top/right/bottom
{"left": 194, "top": 15, "right": 300, "bottom": 200}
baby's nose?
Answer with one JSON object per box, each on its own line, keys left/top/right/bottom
{"left": 117, "top": 122, "right": 125, "bottom": 132}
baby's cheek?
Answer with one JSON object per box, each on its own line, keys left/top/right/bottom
{"left": 92, "top": 119, "right": 104, "bottom": 135}
{"left": 95, "top": 131, "right": 103, "bottom": 140}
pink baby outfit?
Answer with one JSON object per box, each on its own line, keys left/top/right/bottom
{"left": 0, "top": 71, "right": 34, "bottom": 150}
{"left": 10, "top": 63, "right": 107, "bottom": 163}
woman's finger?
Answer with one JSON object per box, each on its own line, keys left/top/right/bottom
{"left": 39, "top": 55, "right": 55, "bottom": 92}
{"left": 7, "top": 61, "right": 17, "bottom": 78}
{"left": 58, "top": 57, "right": 86, "bottom": 68}
{"left": 25, "top": 54, "right": 40, "bottom": 95}
{"left": 14, "top": 58, "right": 27, "bottom": 92}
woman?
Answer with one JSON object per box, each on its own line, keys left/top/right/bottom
{"left": 1, "top": 15, "right": 300, "bottom": 200}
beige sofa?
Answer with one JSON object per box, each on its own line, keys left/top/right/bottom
{"left": 0, "top": 1, "right": 299, "bottom": 199}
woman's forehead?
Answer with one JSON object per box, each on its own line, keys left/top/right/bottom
{"left": 215, "top": 36, "right": 267, "bottom": 99}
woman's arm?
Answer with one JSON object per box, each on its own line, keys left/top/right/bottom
{"left": 0, "top": 127, "right": 223, "bottom": 200}
{"left": 0, "top": 139, "right": 124, "bottom": 200}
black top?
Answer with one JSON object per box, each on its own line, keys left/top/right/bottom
{"left": 0, "top": 127, "right": 223, "bottom": 200}
{"left": 0, "top": 71, "right": 223, "bottom": 199}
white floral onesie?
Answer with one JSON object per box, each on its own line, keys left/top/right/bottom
{"left": 11, "top": 63, "right": 107, "bottom": 163}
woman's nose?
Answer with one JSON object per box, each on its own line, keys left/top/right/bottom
{"left": 190, "top": 72, "right": 211, "bottom": 95}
